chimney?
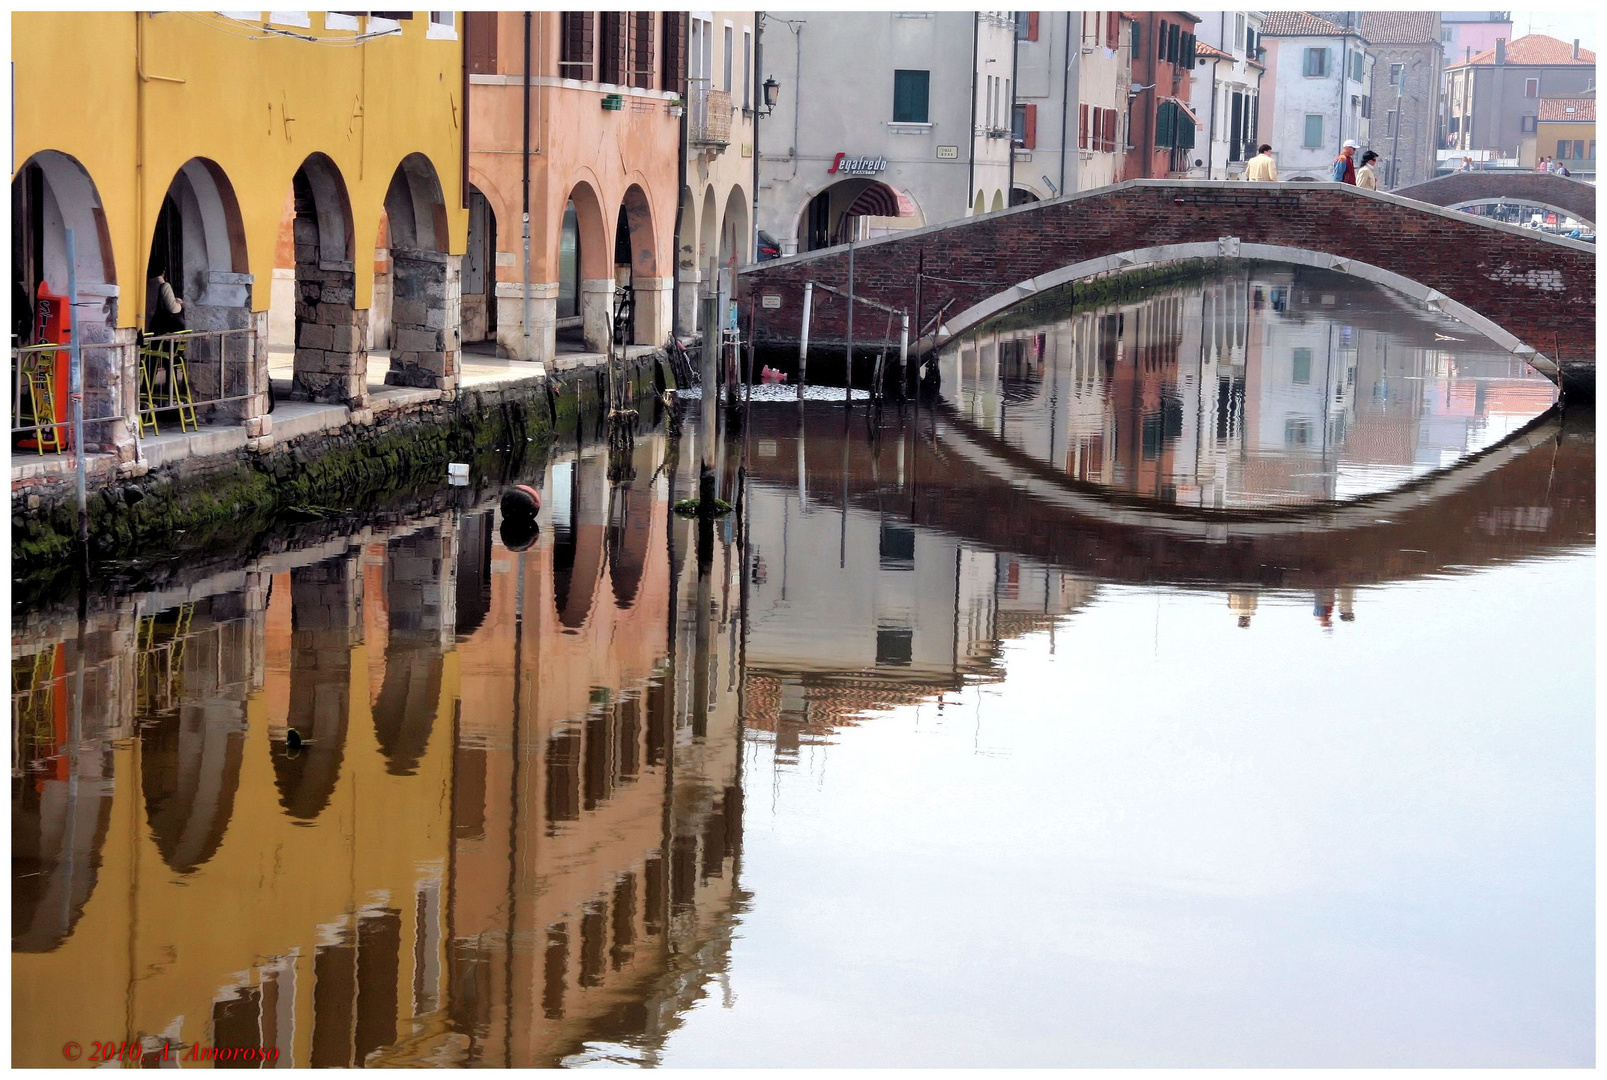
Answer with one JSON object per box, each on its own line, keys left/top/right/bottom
{"left": 1494, "top": 37, "right": 1506, "bottom": 64}
{"left": 1573, "top": 38, "right": 1580, "bottom": 60}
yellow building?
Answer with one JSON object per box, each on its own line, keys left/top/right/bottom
{"left": 1536, "top": 96, "right": 1596, "bottom": 181}
{"left": 11, "top": 11, "right": 468, "bottom": 465}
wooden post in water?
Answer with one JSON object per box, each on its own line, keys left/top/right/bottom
{"left": 844, "top": 242, "right": 855, "bottom": 407}
{"left": 797, "top": 280, "right": 813, "bottom": 401}
{"left": 899, "top": 312, "right": 910, "bottom": 399}
{"left": 699, "top": 257, "right": 719, "bottom": 507}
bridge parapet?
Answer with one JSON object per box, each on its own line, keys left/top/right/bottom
{"left": 738, "top": 179, "right": 1595, "bottom": 397}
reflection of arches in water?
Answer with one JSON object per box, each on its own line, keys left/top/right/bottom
{"left": 454, "top": 509, "right": 494, "bottom": 638}
{"left": 607, "top": 440, "right": 658, "bottom": 607}
{"left": 552, "top": 457, "right": 606, "bottom": 629}
{"left": 273, "top": 560, "right": 355, "bottom": 820}
{"left": 12, "top": 739, "right": 116, "bottom": 952}
{"left": 309, "top": 908, "right": 402, "bottom": 1067}
{"left": 141, "top": 703, "right": 248, "bottom": 873}
{"left": 374, "top": 530, "right": 447, "bottom": 775}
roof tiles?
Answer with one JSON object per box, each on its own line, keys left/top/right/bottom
{"left": 1448, "top": 33, "right": 1596, "bottom": 69}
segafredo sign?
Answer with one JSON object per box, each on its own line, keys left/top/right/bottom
{"left": 828, "top": 153, "right": 887, "bottom": 176}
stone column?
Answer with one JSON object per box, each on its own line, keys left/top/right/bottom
{"left": 494, "top": 280, "right": 558, "bottom": 364}
{"left": 633, "top": 276, "right": 673, "bottom": 347}
{"left": 245, "top": 309, "right": 273, "bottom": 453}
{"left": 184, "top": 270, "right": 253, "bottom": 424}
{"left": 580, "top": 278, "right": 615, "bottom": 353}
{"left": 677, "top": 267, "right": 702, "bottom": 336}
{"left": 385, "top": 249, "right": 461, "bottom": 393}
{"left": 292, "top": 261, "right": 369, "bottom": 408}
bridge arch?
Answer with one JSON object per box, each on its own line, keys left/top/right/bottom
{"left": 1447, "top": 199, "right": 1592, "bottom": 227}
{"left": 1396, "top": 170, "right": 1596, "bottom": 226}
{"left": 939, "top": 241, "right": 1563, "bottom": 383}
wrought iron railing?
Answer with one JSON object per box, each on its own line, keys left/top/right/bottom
{"left": 137, "top": 327, "right": 256, "bottom": 437}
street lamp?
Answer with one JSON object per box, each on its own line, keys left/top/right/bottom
{"left": 760, "top": 75, "right": 780, "bottom": 117}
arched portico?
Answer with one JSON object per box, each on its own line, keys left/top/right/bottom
{"left": 380, "top": 153, "right": 458, "bottom": 391}
{"left": 555, "top": 180, "right": 612, "bottom": 354}
{"left": 285, "top": 153, "right": 365, "bottom": 407}
{"left": 675, "top": 184, "right": 699, "bottom": 333}
{"left": 617, "top": 183, "right": 668, "bottom": 347}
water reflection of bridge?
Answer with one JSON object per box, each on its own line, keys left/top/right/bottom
{"left": 10, "top": 431, "right": 750, "bottom": 1068}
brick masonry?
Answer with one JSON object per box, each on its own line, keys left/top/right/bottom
{"left": 738, "top": 180, "right": 1595, "bottom": 388}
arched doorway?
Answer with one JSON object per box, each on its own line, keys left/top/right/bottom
{"left": 675, "top": 185, "right": 698, "bottom": 333}
{"left": 719, "top": 184, "right": 750, "bottom": 275}
{"left": 973, "top": 190, "right": 986, "bottom": 216}
{"left": 463, "top": 186, "right": 497, "bottom": 348}
{"left": 617, "top": 183, "right": 664, "bottom": 346}
{"left": 381, "top": 153, "right": 454, "bottom": 389}
{"left": 284, "top": 154, "right": 363, "bottom": 406}
{"left": 11, "top": 151, "right": 121, "bottom": 454}
{"left": 1011, "top": 186, "right": 1041, "bottom": 206}
{"left": 798, "top": 179, "right": 917, "bottom": 251}
{"left": 144, "top": 158, "right": 254, "bottom": 427}
{"left": 555, "top": 181, "right": 609, "bottom": 353}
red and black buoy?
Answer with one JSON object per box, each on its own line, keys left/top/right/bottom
{"left": 500, "top": 484, "right": 542, "bottom": 521}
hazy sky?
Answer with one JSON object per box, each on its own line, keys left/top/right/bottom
{"left": 1516, "top": 9, "right": 1600, "bottom": 50}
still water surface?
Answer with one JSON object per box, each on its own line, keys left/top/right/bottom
{"left": 11, "top": 264, "right": 1593, "bottom": 1067}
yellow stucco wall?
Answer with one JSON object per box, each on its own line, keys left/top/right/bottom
{"left": 1537, "top": 120, "right": 1596, "bottom": 160}
{"left": 11, "top": 11, "right": 467, "bottom": 326}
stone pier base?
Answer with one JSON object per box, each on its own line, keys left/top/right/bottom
{"left": 385, "top": 250, "right": 461, "bottom": 392}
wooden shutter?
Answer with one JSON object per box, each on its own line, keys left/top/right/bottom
{"left": 1158, "top": 19, "right": 1167, "bottom": 59}
{"left": 661, "top": 12, "right": 687, "bottom": 94}
{"left": 599, "top": 12, "right": 625, "bottom": 84}
{"left": 631, "top": 12, "right": 655, "bottom": 89}
{"left": 466, "top": 12, "right": 497, "bottom": 75}
{"left": 1104, "top": 108, "right": 1116, "bottom": 152}
{"left": 1026, "top": 12, "right": 1039, "bottom": 41}
{"left": 1023, "top": 102, "right": 1037, "bottom": 149}
{"left": 1105, "top": 12, "right": 1118, "bottom": 49}
{"left": 1079, "top": 104, "right": 1089, "bottom": 149}
{"left": 561, "top": 12, "right": 594, "bottom": 81}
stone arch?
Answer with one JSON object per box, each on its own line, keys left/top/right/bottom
{"left": 699, "top": 185, "right": 720, "bottom": 272}
{"left": 617, "top": 182, "right": 664, "bottom": 345}
{"left": 380, "top": 153, "right": 457, "bottom": 389}
{"left": 941, "top": 241, "right": 1569, "bottom": 383}
{"left": 990, "top": 189, "right": 1005, "bottom": 212}
{"left": 286, "top": 153, "right": 366, "bottom": 406}
{"left": 551, "top": 453, "right": 607, "bottom": 631}
{"left": 607, "top": 438, "right": 659, "bottom": 608}
{"left": 12, "top": 150, "right": 121, "bottom": 453}
{"left": 1011, "top": 185, "right": 1043, "bottom": 206}
{"left": 559, "top": 178, "right": 612, "bottom": 351}
{"left": 1447, "top": 198, "right": 1593, "bottom": 229}
{"left": 463, "top": 184, "right": 498, "bottom": 346}
{"left": 1397, "top": 170, "right": 1596, "bottom": 227}
{"left": 146, "top": 157, "right": 256, "bottom": 424}
{"left": 973, "top": 190, "right": 985, "bottom": 215}
{"left": 794, "top": 179, "right": 917, "bottom": 252}
{"left": 719, "top": 184, "right": 751, "bottom": 269}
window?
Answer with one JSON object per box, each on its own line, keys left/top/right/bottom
{"left": 1131, "top": 18, "right": 1141, "bottom": 58}
{"left": 1168, "top": 22, "right": 1180, "bottom": 63}
{"left": 629, "top": 13, "right": 655, "bottom": 90}
{"left": 723, "top": 24, "right": 733, "bottom": 92}
{"left": 1440, "top": 26, "right": 1453, "bottom": 43}
{"left": 268, "top": 11, "right": 310, "bottom": 28}
{"left": 1361, "top": 94, "right": 1370, "bottom": 120}
{"left": 1520, "top": 114, "right": 1536, "bottom": 133}
{"left": 1557, "top": 141, "right": 1572, "bottom": 160}
{"left": 1246, "top": 26, "right": 1256, "bottom": 56}
{"left": 661, "top": 12, "right": 687, "bottom": 94}
{"left": 1304, "top": 113, "right": 1324, "bottom": 147}
{"left": 427, "top": 11, "right": 454, "bottom": 39}
{"left": 560, "top": 12, "right": 595, "bottom": 81}
{"left": 1159, "top": 19, "right": 1168, "bottom": 59}
{"left": 1013, "top": 102, "right": 1038, "bottom": 148}
{"left": 599, "top": 12, "right": 624, "bottom": 84}
{"left": 1016, "top": 12, "right": 1038, "bottom": 41}
{"left": 743, "top": 27, "right": 752, "bottom": 109}
{"left": 1389, "top": 62, "right": 1403, "bottom": 87}
{"left": 1125, "top": 101, "right": 1134, "bottom": 147}
{"left": 1351, "top": 49, "right": 1363, "bottom": 82}
{"left": 466, "top": 12, "right": 497, "bottom": 73}
{"left": 1448, "top": 115, "right": 1459, "bottom": 134}
{"left": 1235, "top": 12, "right": 1245, "bottom": 51}
{"left": 1292, "top": 348, "right": 1313, "bottom": 384}
{"left": 1524, "top": 77, "right": 1539, "bottom": 98}
{"left": 1304, "top": 47, "right": 1328, "bottom": 77}
{"left": 324, "top": 12, "right": 359, "bottom": 31}
{"left": 1285, "top": 418, "right": 1313, "bottom": 446}
{"left": 1106, "top": 11, "right": 1120, "bottom": 50}
{"left": 1386, "top": 109, "right": 1397, "bottom": 136}
{"left": 1229, "top": 91, "right": 1244, "bottom": 160}
{"left": 892, "top": 69, "right": 930, "bottom": 123}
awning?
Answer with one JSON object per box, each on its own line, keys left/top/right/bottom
{"left": 845, "top": 182, "right": 916, "bottom": 219}
{"left": 1159, "top": 95, "right": 1202, "bottom": 128}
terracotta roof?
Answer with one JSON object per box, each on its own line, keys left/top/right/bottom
{"left": 1259, "top": 11, "right": 1351, "bottom": 38}
{"left": 1358, "top": 10, "right": 1439, "bottom": 45}
{"left": 1539, "top": 98, "right": 1596, "bottom": 122}
{"left": 1448, "top": 33, "right": 1597, "bottom": 69}
{"left": 1194, "top": 40, "right": 1233, "bottom": 61}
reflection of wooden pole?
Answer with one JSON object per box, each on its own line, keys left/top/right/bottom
{"left": 797, "top": 281, "right": 813, "bottom": 401}
{"left": 700, "top": 257, "right": 718, "bottom": 507}
{"left": 899, "top": 312, "right": 910, "bottom": 399}
{"left": 845, "top": 242, "right": 855, "bottom": 406}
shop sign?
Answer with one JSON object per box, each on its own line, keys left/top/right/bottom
{"left": 828, "top": 153, "right": 887, "bottom": 176}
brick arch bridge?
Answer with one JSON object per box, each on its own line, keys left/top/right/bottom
{"left": 737, "top": 179, "right": 1595, "bottom": 396}
{"left": 1395, "top": 170, "right": 1597, "bottom": 226}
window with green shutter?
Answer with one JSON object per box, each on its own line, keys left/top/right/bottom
{"left": 893, "top": 69, "right": 930, "bottom": 123}
{"left": 1351, "top": 49, "right": 1363, "bottom": 81}
{"left": 1131, "top": 19, "right": 1141, "bottom": 58}
{"left": 1303, "top": 47, "right": 1327, "bottom": 77}
{"left": 1304, "top": 113, "right": 1323, "bottom": 147}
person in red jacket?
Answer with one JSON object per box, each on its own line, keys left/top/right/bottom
{"left": 1331, "top": 140, "right": 1358, "bottom": 184}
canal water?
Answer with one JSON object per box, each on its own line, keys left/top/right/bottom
{"left": 11, "top": 263, "right": 1593, "bottom": 1067}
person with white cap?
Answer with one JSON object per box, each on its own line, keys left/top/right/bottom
{"left": 1331, "top": 139, "right": 1359, "bottom": 185}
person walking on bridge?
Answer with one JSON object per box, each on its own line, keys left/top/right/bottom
{"left": 1244, "top": 144, "right": 1278, "bottom": 181}
{"left": 1356, "top": 150, "right": 1380, "bottom": 190}
{"left": 1331, "top": 140, "right": 1358, "bottom": 185}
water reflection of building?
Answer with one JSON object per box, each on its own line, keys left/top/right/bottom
{"left": 9, "top": 433, "right": 747, "bottom": 1069}
{"left": 938, "top": 262, "right": 1557, "bottom": 508}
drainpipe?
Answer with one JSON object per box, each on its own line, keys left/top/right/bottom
{"left": 672, "top": 16, "right": 688, "bottom": 338}
{"left": 966, "top": 13, "right": 979, "bottom": 213}
{"left": 753, "top": 16, "right": 762, "bottom": 263}
{"left": 1058, "top": 11, "right": 1072, "bottom": 194}
{"left": 461, "top": 15, "right": 470, "bottom": 210}
{"left": 1008, "top": 15, "right": 1019, "bottom": 202}
{"left": 1208, "top": 56, "right": 1219, "bottom": 177}
{"left": 521, "top": 13, "right": 532, "bottom": 362}
{"left": 1336, "top": 37, "right": 1346, "bottom": 161}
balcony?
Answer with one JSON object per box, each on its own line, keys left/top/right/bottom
{"left": 689, "top": 80, "right": 731, "bottom": 150}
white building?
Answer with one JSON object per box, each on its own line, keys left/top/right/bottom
{"left": 1011, "top": 11, "right": 1136, "bottom": 199}
{"left": 1190, "top": 11, "right": 1268, "bottom": 178}
{"left": 754, "top": 11, "right": 1014, "bottom": 255}
{"left": 1259, "top": 11, "right": 1376, "bottom": 181}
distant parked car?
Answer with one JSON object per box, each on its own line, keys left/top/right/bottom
{"left": 756, "top": 230, "right": 782, "bottom": 261}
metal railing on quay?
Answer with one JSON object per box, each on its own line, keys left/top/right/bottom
{"left": 137, "top": 327, "right": 255, "bottom": 437}
{"left": 10, "top": 339, "right": 126, "bottom": 455}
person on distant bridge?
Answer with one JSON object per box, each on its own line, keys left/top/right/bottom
{"left": 1356, "top": 151, "right": 1380, "bottom": 190}
{"left": 1554, "top": 160, "right": 1572, "bottom": 178}
{"left": 1331, "top": 140, "right": 1358, "bottom": 185}
{"left": 1243, "top": 144, "right": 1278, "bottom": 181}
